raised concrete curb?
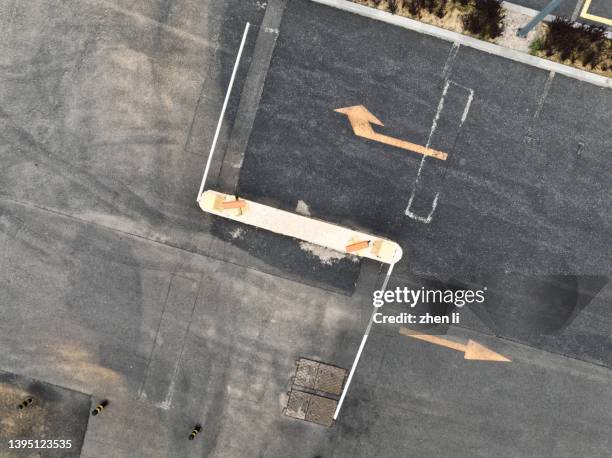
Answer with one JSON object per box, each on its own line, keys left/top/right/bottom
{"left": 310, "top": 0, "right": 612, "bottom": 89}
{"left": 199, "top": 190, "right": 403, "bottom": 263}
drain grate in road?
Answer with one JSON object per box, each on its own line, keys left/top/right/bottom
{"left": 314, "top": 364, "right": 346, "bottom": 396}
{"left": 285, "top": 390, "right": 337, "bottom": 427}
{"left": 293, "top": 358, "right": 347, "bottom": 397}
{"left": 284, "top": 358, "right": 347, "bottom": 427}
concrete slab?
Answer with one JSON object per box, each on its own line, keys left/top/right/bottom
{"left": 1, "top": 0, "right": 611, "bottom": 456}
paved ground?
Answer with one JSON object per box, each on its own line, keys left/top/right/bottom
{"left": 509, "top": 0, "right": 611, "bottom": 27}
{"left": 0, "top": 0, "right": 611, "bottom": 456}
{"left": 0, "top": 371, "right": 90, "bottom": 457}
{"left": 511, "top": 0, "right": 582, "bottom": 17}
{"left": 238, "top": 0, "right": 612, "bottom": 363}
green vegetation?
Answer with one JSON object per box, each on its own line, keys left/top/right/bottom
{"left": 461, "top": 0, "right": 505, "bottom": 40}
{"left": 358, "top": 0, "right": 506, "bottom": 40}
{"left": 403, "top": 0, "right": 450, "bottom": 18}
{"left": 536, "top": 18, "right": 611, "bottom": 71}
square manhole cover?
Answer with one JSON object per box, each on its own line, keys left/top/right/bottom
{"left": 304, "top": 395, "right": 337, "bottom": 427}
{"left": 293, "top": 359, "right": 318, "bottom": 390}
{"left": 315, "top": 365, "right": 346, "bottom": 396}
{"left": 285, "top": 390, "right": 309, "bottom": 420}
{"left": 284, "top": 390, "right": 337, "bottom": 427}
{"left": 293, "top": 358, "right": 346, "bottom": 397}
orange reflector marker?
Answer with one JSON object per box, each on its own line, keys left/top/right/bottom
{"left": 221, "top": 199, "right": 247, "bottom": 210}
{"left": 346, "top": 240, "right": 370, "bottom": 252}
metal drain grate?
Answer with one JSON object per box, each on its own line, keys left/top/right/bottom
{"left": 284, "top": 358, "right": 347, "bottom": 427}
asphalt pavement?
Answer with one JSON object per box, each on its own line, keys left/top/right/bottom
{"left": 0, "top": 0, "right": 610, "bottom": 456}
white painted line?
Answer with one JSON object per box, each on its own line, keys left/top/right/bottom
{"left": 441, "top": 43, "right": 460, "bottom": 80}
{"left": 426, "top": 80, "right": 450, "bottom": 149}
{"left": 405, "top": 80, "right": 449, "bottom": 224}
{"left": 196, "top": 22, "right": 251, "bottom": 201}
{"left": 333, "top": 327, "right": 368, "bottom": 420}
{"left": 571, "top": 0, "right": 586, "bottom": 21}
{"left": 405, "top": 80, "right": 473, "bottom": 224}
{"left": 333, "top": 259, "right": 397, "bottom": 420}
{"left": 309, "top": 0, "right": 612, "bottom": 88}
{"left": 533, "top": 71, "right": 555, "bottom": 122}
{"left": 458, "top": 85, "right": 474, "bottom": 127}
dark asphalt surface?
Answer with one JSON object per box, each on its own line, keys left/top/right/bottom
{"left": 1, "top": 0, "right": 611, "bottom": 456}
{"left": 238, "top": 0, "right": 612, "bottom": 367}
{"left": 511, "top": 0, "right": 612, "bottom": 21}
{"left": 239, "top": 0, "right": 612, "bottom": 277}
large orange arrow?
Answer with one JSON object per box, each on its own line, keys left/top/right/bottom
{"left": 400, "top": 327, "right": 511, "bottom": 362}
{"left": 335, "top": 105, "right": 448, "bottom": 161}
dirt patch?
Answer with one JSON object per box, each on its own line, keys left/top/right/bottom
{"left": 299, "top": 241, "right": 357, "bottom": 265}
{"left": 0, "top": 371, "right": 90, "bottom": 456}
{"left": 295, "top": 200, "right": 311, "bottom": 216}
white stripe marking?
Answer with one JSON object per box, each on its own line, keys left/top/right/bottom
{"left": 459, "top": 88, "right": 474, "bottom": 127}
{"left": 333, "top": 258, "right": 397, "bottom": 420}
{"left": 197, "top": 22, "right": 251, "bottom": 201}
{"left": 405, "top": 80, "right": 473, "bottom": 224}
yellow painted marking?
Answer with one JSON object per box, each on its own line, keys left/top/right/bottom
{"left": 221, "top": 199, "right": 247, "bottom": 209}
{"left": 335, "top": 105, "right": 448, "bottom": 160}
{"left": 400, "top": 327, "right": 511, "bottom": 362}
{"left": 346, "top": 240, "right": 370, "bottom": 252}
{"left": 580, "top": 0, "right": 612, "bottom": 26}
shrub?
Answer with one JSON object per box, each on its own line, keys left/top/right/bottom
{"left": 404, "top": 0, "right": 449, "bottom": 18}
{"left": 462, "top": 0, "right": 505, "bottom": 40}
{"left": 529, "top": 37, "right": 544, "bottom": 54}
{"left": 388, "top": 0, "right": 399, "bottom": 13}
{"left": 540, "top": 17, "right": 610, "bottom": 68}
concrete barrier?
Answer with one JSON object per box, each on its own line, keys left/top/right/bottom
{"left": 199, "top": 190, "right": 403, "bottom": 264}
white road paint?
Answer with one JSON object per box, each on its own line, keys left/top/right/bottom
{"left": 405, "top": 80, "right": 474, "bottom": 224}
{"left": 441, "top": 43, "right": 460, "bottom": 81}
{"left": 533, "top": 71, "right": 555, "bottom": 122}
{"left": 459, "top": 85, "right": 474, "bottom": 126}
{"left": 405, "top": 80, "right": 449, "bottom": 224}
{"left": 333, "top": 257, "right": 398, "bottom": 420}
{"left": 426, "top": 80, "right": 451, "bottom": 149}
{"left": 571, "top": 0, "right": 586, "bottom": 21}
{"left": 196, "top": 22, "right": 251, "bottom": 201}
{"left": 155, "top": 372, "right": 178, "bottom": 410}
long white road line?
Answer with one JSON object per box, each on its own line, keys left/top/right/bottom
{"left": 196, "top": 22, "right": 251, "bottom": 201}
{"left": 333, "top": 259, "right": 397, "bottom": 420}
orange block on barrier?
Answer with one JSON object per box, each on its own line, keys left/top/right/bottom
{"left": 221, "top": 199, "right": 247, "bottom": 210}
{"left": 346, "top": 240, "right": 370, "bottom": 252}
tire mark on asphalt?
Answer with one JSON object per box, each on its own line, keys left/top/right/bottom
{"left": 0, "top": 106, "right": 169, "bottom": 226}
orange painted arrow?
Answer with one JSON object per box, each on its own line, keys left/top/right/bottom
{"left": 335, "top": 105, "right": 448, "bottom": 161}
{"left": 400, "top": 327, "right": 511, "bottom": 362}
